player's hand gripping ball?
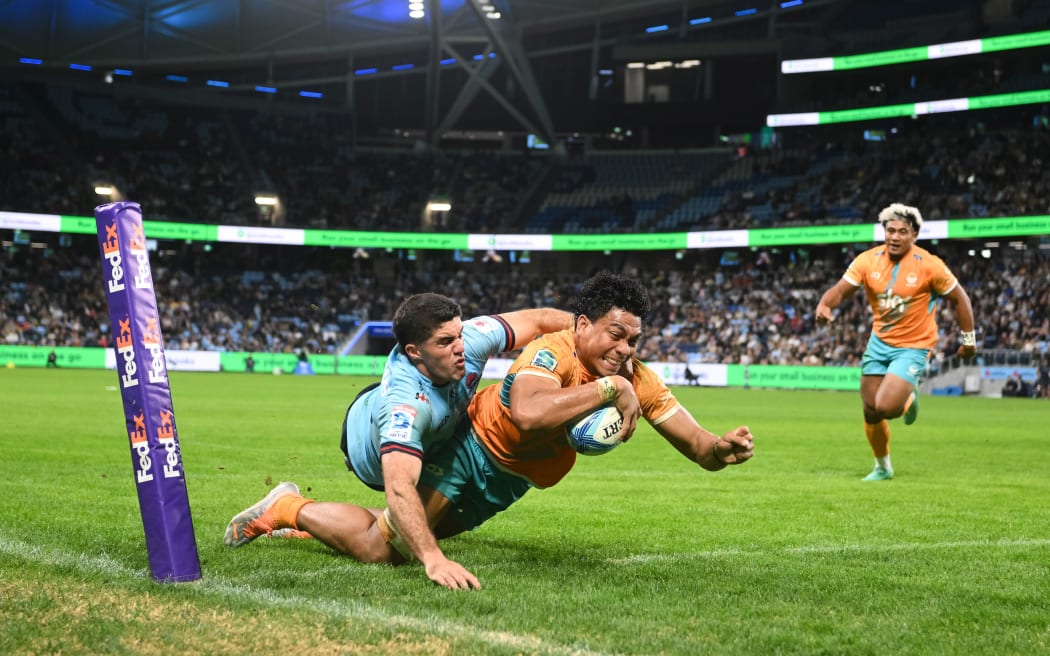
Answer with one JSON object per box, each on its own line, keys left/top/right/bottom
{"left": 565, "top": 405, "right": 625, "bottom": 455}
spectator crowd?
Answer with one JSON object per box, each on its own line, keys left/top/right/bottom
{"left": 2, "top": 79, "right": 1048, "bottom": 372}
{"left": 3, "top": 234, "right": 1047, "bottom": 372}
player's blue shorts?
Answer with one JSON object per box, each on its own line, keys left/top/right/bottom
{"left": 862, "top": 335, "right": 930, "bottom": 386}
{"left": 418, "top": 426, "right": 532, "bottom": 532}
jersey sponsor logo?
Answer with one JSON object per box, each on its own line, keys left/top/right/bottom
{"left": 870, "top": 271, "right": 882, "bottom": 280}
{"left": 466, "top": 372, "right": 479, "bottom": 389}
{"left": 531, "top": 348, "right": 558, "bottom": 372}
{"left": 472, "top": 318, "right": 495, "bottom": 333}
{"left": 906, "top": 272, "right": 919, "bottom": 286}
{"left": 415, "top": 392, "right": 429, "bottom": 404}
{"left": 388, "top": 404, "right": 417, "bottom": 443}
{"left": 877, "top": 290, "right": 908, "bottom": 319}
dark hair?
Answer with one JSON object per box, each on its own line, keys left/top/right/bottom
{"left": 570, "top": 270, "right": 650, "bottom": 322}
{"left": 392, "top": 293, "right": 462, "bottom": 351}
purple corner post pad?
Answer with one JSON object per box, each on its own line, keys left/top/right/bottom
{"left": 95, "top": 201, "right": 201, "bottom": 583}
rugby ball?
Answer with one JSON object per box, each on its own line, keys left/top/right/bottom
{"left": 566, "top": 405, "right": 625, "bottom": 455}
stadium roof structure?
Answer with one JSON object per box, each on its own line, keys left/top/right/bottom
{"left": 0, "top": 0, "right": 982, "bottom": 143}
{"left": 0, "top": 0, "right": 822, "bottom": 65}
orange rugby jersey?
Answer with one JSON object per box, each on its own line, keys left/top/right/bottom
{"left": 468, "top": 328, "right": 680, "bottom": 488}
{"left": 843, "top": 244, "right": 959, "bottom": 350}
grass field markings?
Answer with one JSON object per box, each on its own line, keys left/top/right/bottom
{"left": 205, "top": 579, "right": 623, "bottom": 656}
{"left": 606, "top": 537, "right": 1050, "bottom": 565}
{"left": 0, "top": 535, "right": 145, "bottom": 578}
{"left": 0, "top": 535, "right": 623, "bottom": 656}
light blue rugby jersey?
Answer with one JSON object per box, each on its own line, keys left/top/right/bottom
{"left": 343, "top": 314, "right": 514, "bottom": 489}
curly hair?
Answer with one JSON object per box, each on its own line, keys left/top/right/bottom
{"left": 392, "top": 293, "right": 461, "bottom": 351}
{"left": 878, "top": 202, "right": 923, "bottom": 233}
{"left": 570, "top": 270, "right": 650, "bottom": 322}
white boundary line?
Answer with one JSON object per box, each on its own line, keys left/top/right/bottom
{"left": 606, "top": 537, "right": 1050, "bottom": 565}
{"left": 0, "top": 536, "right": 618, "bottom": 656}
{"left": 4, "top": 536, "right": 1048, "bottom": 653}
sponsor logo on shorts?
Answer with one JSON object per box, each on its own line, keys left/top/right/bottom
{"left": 531, "top": 349, "right": 558, "bottom": 372}
{"left": 388, "top": 404, "right": 417, "bottom": 443}
{"left": 907, "top": 363, "right": 922, "bottom": 378}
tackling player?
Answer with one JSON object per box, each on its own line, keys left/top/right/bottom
{"left": 815, "top": 203, "right": 977, "bottom": 481}
{"left": 224, "top": 292, "right": 572, "bottom": 589}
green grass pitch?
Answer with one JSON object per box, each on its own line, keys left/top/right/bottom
{"left": 1, "top": 368, "right": 1048, "bottom": 655}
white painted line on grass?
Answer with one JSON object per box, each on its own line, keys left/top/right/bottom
{"left": 0, "top": 536, "right": 620, "bottom": 656}
{"left": 607, "top": 537, "right": 1050, "bottom": 565}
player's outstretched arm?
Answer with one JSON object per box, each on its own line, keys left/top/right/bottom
{"left": 654, "top": 408, "right": 755, "bottom": 472}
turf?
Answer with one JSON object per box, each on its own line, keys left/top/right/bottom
{"left": 2, "top": 368, "right": 1048, "bottom": 655}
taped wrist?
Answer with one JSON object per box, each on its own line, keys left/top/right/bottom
{"left": 597, "top": 376, "right": 617, "bottom": 403}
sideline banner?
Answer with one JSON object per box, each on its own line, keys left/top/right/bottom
{"left": 0, "top": 345, "right": 107, "bottom": 368}
{"left": 95, "top": 202, "right": 201, "bottom": 583}
{"left": 728, "top": 364, "right": 861, "bottom": 390}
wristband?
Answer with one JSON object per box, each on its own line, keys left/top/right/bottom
{"left": 597, "top": 376, "right": 617, "bottom": 403}
{"left": 961, "top": 331, "right": 976, "bottom": 347}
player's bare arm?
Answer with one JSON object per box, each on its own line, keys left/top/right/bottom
{"left": 816, "top": 278, "right": 859, "bottom": 325}
{"left": 654, "top": 408, "right": 755, "bottom": 472}
{"left": 509, "top": 371, "right": 641, "bottom": 438}
{"left": 381, "top": 451, "right": 480, "bottom": 590}
{"left": 944, "top": 284, "right": 978, "bottom": 359}
{"left": 497, "top": 308, "right": 574, "bottom": 348}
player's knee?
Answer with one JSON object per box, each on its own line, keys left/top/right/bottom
{"left": 873, "top": 400, "right": 904, "bottom": 419}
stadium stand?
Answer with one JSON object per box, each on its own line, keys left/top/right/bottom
{"left": 2, "top": 0, "right": 1048, "bottom": 371}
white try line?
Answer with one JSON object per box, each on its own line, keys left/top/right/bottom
{"left": 0, "top": 536, "right": 619, "bottom": 656}
{"left": 606, "top": 537, "right": 1050, "bottom": 565}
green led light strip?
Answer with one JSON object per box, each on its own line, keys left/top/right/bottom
{"left": 781, "top": 29, "right": 1050, "bottom": 74}
{"left": 2, "top": 211, "right": 1046, "bottom": 251}
{"left": 767, "top": 89, "right": 1050, "bottom": 127}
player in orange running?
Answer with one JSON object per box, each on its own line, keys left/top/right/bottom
{"left": 815, "top": 203, "right": 977, "bottom": 481}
